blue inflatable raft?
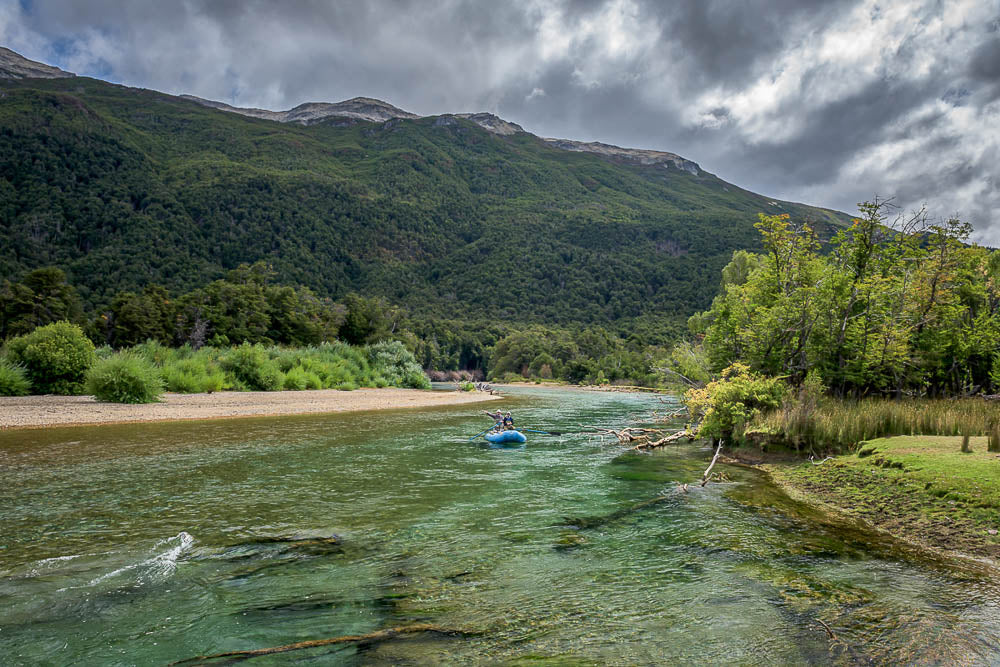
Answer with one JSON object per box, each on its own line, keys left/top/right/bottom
{"left": 484, "top": 430, "right": 527, "bottom": 444}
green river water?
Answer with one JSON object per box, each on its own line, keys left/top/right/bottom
{"left": 1, "top": 386, "right": 998, "bottom": 665}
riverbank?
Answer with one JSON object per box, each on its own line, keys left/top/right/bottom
{"left": 0, "top": 388, "right": 503, "bottom": 429}
{"left": 762, "top": 435, "right": 1000, "bottom": 564}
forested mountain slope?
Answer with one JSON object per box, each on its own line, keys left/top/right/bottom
{"left": 0, "top": 71, "right": 851, "bottom": 329}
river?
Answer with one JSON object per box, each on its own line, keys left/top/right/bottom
{"left": 1, "top": 386, "right": 998, "bottom": 664}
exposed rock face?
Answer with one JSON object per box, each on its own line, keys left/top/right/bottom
{"left": 452, "top": 113, "right": 524, "bottom": 136}
{"left": 542, "top": 138, "right": 700, "bottom": 175}
{"left": 0, "top": 47, "right": 75, "bottom": 80}
{"left": 180, "top": 95, "right": 419, "bottom": 125}
{"left": 184, "top": 93, "right": 526, "bottom": 137}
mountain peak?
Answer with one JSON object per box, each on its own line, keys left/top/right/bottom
{"left": 452, "top": 113, "right": 524, "bottom": 136}
{"left": 182, "top": 94, "right": 418, "bottom": 125}
{"left": 0, "top": 47, "right": 75, "bottom": 80}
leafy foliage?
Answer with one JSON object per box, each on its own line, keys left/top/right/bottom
{"left": 0, "top": 357, "right": 31, "bottom": 396}
{"left": 86, "top": 352, "right": 164, "bottom": 403}
{"left": 5, "top": 320, "right": 95, "bottom": 394}
{"left": 366, "top": 340, "right": 431, "bottom": 389}
{"left": 692, "top": 202, "right": 1000, "bottom": 397}
{"left": 684, "top": 363, "right": 787, "bottom": 443}
{"left": 219, "top": 343, "right": 284, "bottom": 391}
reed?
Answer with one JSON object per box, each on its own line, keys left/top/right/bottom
{"left": 749, "top": 396, "right": 1000, "bottom": 452}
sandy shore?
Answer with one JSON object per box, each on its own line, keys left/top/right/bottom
{"left": 0, "top": 388, "right": 503, "bottom": 430}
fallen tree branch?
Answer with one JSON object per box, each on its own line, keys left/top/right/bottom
{"left": 583, "top": 425, "right": 664, "bottom": 445}
{"left": 628, "top": 429, "right": 694, "bottom": 451}
{"left": 170, "top": 624, "right": 477, "bottom": 665}
{"left": 700, "top": 440, "right": 724, "bottom": 487}
{"left": 815, "top": 617, "right": 838, "bottom": 641}
{"left": 809, "top": 455, "right": 834, "bottom": 465}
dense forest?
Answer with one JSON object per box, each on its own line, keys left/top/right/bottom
{"left": 0, "top": 75, "right": 850, "bottom": 336}
{"left": 0, "top": 264, "right": 670, "bottom": 386}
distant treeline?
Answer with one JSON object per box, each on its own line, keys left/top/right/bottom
{"left": 1, "top": 262, "right": 673, "bottom": 387}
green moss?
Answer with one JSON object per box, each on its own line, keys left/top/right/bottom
{"left": 769, "top": 435, "right": 1000, "bottom": 560}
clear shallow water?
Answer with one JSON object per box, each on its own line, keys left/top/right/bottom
{"left": 0, "top": 387, "right": 998, "bottom": 665}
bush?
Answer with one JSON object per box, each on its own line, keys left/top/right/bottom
{"left": 366, "top": 340, "right": 431, "bottom": 389}
{"left": 161, "top": 358, "right": 225, "bottom": 393}
{"left": 6, "top": 321, "right": 96, "bottom": 394}
{"left": 86, "top": 352, "right": 164, "bottom": 403}
{"left": 684, "top": 363, "right": 787, "bottom": 444}
{"left": 282, "top": 366, "right": 321, "bottom": 390}
{"left": 220, "top": 343, "right": 283, "bottom": 391}
{"left": 0, "top": 358, "right": 31, "bottom": 396}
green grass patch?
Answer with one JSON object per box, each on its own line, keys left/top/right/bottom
{"left": 768, "top": 435, "right": 1000, "bottom": 561}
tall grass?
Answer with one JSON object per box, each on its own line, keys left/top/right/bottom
{"left": 750, "top": 397, "right": 1000, "bottom": 452}
{"left": 121, "top": 339, "right": 429, "bottom": 393}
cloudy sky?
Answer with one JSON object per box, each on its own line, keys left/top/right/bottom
{"left": 4, "top": 0, "right": 999, "bottom": 241}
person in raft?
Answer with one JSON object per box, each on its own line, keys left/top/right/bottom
{"left": 483, "top": 409, "right": 504, "bottom": 431}
{"left": 502, "top": 411, "right": 515, "bottom": 430}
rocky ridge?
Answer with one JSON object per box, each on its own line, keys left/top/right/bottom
{"left": 0, "top": 47, "right": 74, "bottom": 80}
{"left": 1, "top": 45, "right": 700, "bottom": 176}
{"left": 543, "top": 139, "right": 701, "bottom": 175}
{"left": 179, "top": 95, "right": 419, "bottom": 124}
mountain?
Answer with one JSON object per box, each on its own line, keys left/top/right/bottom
{"left": 0, "top": 47, "right": 75, "bottom": 80}
{"left": 0, "top": 48, "right": 851, "bottom": 334}
{"left": 179, "top": 94, "right": 419, "bottom": 124}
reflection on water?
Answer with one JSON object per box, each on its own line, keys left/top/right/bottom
{"left": 1, "top": 387, "right": 998, "bottom": 664}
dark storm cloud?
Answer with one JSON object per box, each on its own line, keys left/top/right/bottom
{"left": 2, "top": 0, "right": 998, "bottom": 241}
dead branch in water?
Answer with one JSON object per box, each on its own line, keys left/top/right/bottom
{"left": 170, "top": 624, "right": 477, "bottom": 665}
{"left": 583, "top": 425, "right": 696, "bottom": 450}
{"left": 815, "top": 618, "right": 838, "bottom": 641}
{"left": 628, "top": 429, "right": 695, "bottom": 451}
{"left": 700, "top": 440, "right": 724, "bottom": 487}
{"left": 583, "top": 425, "right": 664, "bottom": 445}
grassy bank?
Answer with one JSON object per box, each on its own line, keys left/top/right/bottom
{"left": 747, "top": 396, "right": 1000, "bottom": 453}
{"left": 766, "top": 436, "right": 1000, "bottom": 562}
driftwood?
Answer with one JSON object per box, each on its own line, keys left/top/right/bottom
{"left": 815, "top": 618, "right": 838, "bottom": 641}
{"left": 809, "top": 455, "right": 834, "bottom": 465}
{"left": 700, "top": 440, "right": 724, "bottom": 486}
{"left": 629, "top": 430, "right": 695, "bottom": 451}
{"left": 170, "top": 624, "right": 477, "bottom": 665}
{"left": 584, "top": 425, "right": 695, "bottom": 451}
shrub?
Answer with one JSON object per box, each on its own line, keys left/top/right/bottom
{"left": 86, "top": 352, "right": 164, "bottom": 403}
{"left": 684, "top": 363, "right": 787, "bottom": 444}
{"left": 6, "top": 321, "right": 96, "bottom": 394}
{"left": 366, "top": 340, "right": 431, "bottom": 389}
{"left": 0, "top": 358, "right": 31, "bottom": 396}
{"left": 220, "top": 343, "right": 283, "bottom": 391}
{"left": 282, "top": 366, "right": 320, "bottom": 390}
{"left": 161, "top": 358, "right": 225, "bottom": 393}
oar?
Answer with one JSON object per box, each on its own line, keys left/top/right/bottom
{"left": 469, "top": 422, "right": 502, "bottom": 441}
{"left": 521, "top": 428, "right": 564, "bottom": 436}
